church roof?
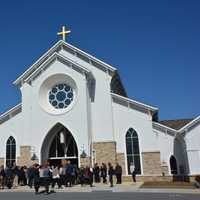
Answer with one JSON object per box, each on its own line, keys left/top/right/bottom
{"left": 153, "top": 116, "right": 200, "bottom": 136}
{"left": 0, "top": 103, "right": 22, "bottom": 125}
{"left": 111, "top": 93, "right": 158, "bottom": 113}
{"left": 159, "top": 119, "right": 193, "bottom": 130}
{"left": 13, "top": 40, "right": 117, "bottom": 87}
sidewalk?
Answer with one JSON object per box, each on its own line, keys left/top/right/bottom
{"left": 0, "top": 182, "right": 200, "bottom": 194}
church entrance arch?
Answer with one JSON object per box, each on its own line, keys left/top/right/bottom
{"left": 41, "top": 123, "right": 78, "bottom": 166}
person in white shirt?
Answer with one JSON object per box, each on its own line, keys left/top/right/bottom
{"left": 129, "top": 162, "right": 136, "bottom": 182}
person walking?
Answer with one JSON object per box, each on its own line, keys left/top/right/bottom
{"left": 100, "top": 163, "right": 107, "bottom": 184}
{"left": 12, "top": 164, "right": 19, "bottom": 188}
{"left": 39, "top": 163, "right": 51, "bottom": 194}
{"left": 65, "top": 160, "right": 73, "bottom": 187}
{"left": 27, "top": 165, "right": 35, "bottom": 188}
{"left": 33, "top": 164, "right": 40, "bottom": 194}
{"left": 115, "top": 163, "right": 122, "bottom": 184}
{"left": 93, "top": 163, "right": 100, "bottom": 183}
{"left": 108, "top": 162, "right": 114, "bottom": 187}
{"left": 130, "top": 162, "right": 136, "bottom": 182}
{"left": 51, "top": 166, "right": 62, "bottom": 189}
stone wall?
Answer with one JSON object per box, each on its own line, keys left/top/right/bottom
{"left": 80, "top": 157, "right": 91, "bottom": 167}
{"left": 93, "top": 141, "right": 116, "bottom": 165}
{"left": 142, "top": 151, "right": 162, "bottom": 175}
{"left": 17, "top": 146, "right": 38, "bottom": 167}
{"left": 116, "top": 153, "right": 126, "bottom": 175}
{"left": 0, "top": 158, "right": 4, "bottom": 166}
{"left": 161, "top": 162, "right": 169, "bottom": 176}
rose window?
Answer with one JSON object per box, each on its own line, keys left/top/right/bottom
{"left": 49, "top": 83, "right": 74, "bottom": 109}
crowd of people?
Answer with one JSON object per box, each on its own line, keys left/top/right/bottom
{"left": 0, "top": 160, "right": 137, "bottom": 194}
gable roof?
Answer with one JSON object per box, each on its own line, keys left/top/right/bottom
{"left": 159, "top": 119, "right": 193, "bottom": 130}
{"left": 23, "top": 52, "right": 93, "bottom": 85}
{"left": 13, "top": 40, "right": 117, "bottom": 87}
{"left": 153, "top": 115, "right": 200, "bottom": 136}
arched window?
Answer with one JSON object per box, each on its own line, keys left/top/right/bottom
{"left": 170, "top": 155, "right": 178, "bottom": 175}
{"left": 6, "top": 136, "right": 16, "bottom": 167}
{"left": 126, "top": 128, "right": 141, "bottom": 174}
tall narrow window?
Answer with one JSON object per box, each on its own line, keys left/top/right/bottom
{"left": 126, "top": 128, "right": 141, "bottom": 174}
{"left": 6, "top": 136, "right": 16, "bottom": 167}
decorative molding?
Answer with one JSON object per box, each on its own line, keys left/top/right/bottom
{"left": 0, "top": 103, "right": 22, "bottom": 125}
{"left": 13, "top": 40, "right": 116, "bottom": 87}
{"left": 111, "top": 92, "right": 158, "bottom": 114}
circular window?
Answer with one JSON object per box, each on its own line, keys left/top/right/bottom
{"left": 49, "top": 83, "right": 74, "bottom": 109}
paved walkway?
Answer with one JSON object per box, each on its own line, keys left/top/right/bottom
{"left": 1, "top": 182, "right": 200, "bottom": 194}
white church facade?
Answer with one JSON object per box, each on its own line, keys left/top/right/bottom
{"left": 0, "top": 39, "right": 200, "bottom": 179}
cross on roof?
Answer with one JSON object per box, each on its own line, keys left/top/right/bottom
{"left": 57, "top": 26, "right": 71, "bottom": 41}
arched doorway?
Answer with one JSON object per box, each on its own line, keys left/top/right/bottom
{"left": 41, "top": 123, "right": 78, "bottom": 166}
{"left": 170, "top": 155, "right": 178, "bottom": 175}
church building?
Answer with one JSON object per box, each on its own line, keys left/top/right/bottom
{"left": 0, "top": 31, "right": 200, "bottom": 180}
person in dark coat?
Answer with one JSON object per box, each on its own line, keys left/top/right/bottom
{"left": 5, "top": 166, "right": 14, "bottom": 189}
{"left": 108, "top": 163, "right": 114, "bottom": 187}
{"left": 78, "top": 166, "right": 85, "bottom": 186}
{"left": 115, "top": 163, "right": 122, "bottom": 184}
{"left": 18, "top": 166, "right": 27, "bottom": 186}
{"left": 27, "top": 165, "right": 35, "bottom": 188}
{"left": 100, "top": 163, "right": 107, "bottom": 183}
{"left": 0, "top": 165, "right": 6, "bottom": 189}
{"left": 33, "top": 164, "right": 40, "bottom": 194}
{"left": 84, "top": 166, "right": 93, "bottom": 187}
{"left": 93, "top": 163, "right": 100, "bottom": 183}
{"left": 65, "top": 160, "right": 73, "bottom": 187}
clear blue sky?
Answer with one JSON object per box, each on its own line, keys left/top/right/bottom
{"left": 0, "top": 0, "right": 199, "bottom": 120}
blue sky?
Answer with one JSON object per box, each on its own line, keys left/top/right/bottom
{"left": 0, "top": 0, "right": 199, "bottom": 120}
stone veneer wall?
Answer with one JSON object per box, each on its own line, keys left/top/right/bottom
{"left": 93, "top": 141, "right": 116, "bottom": 165}
{"left": 0, "top": 158, "right": 4, "bottom": 166}
{"left": 161, "top": 162, "right": 169, "bottom": 176}
{"left": 17, "top": 146, "right": 38, "bottom": 167}
{"left": 80, "top": 157, "right": 91, "bottom": 167}
{"left": 142, "top": 151, "right": 162, "bottom": 175}
{"left": 116, "top": 153, "right": 126, "bottom": 175}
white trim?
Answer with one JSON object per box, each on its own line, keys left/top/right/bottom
{"left": 179, "top": 115, "right": 200, "bottom": 133}
{"left": 63, "top": 41, "right": 117, "bottom": 72}
{"left": 0, "top": 103, "right": 22, "bottom": 124}
{"left": 24, "top": 52, "right": 92, "bottom": 84}
{"left": 111, "top": 92, "right": 158, "bottom": 113}
{"left": 152, "top": 122, "right": 177, "bottom": 135}
{"left": 13, "top": 41, "right": 63, "bottom": 86}
{"left": 13, "top": 40, "right": 116, "bottom": 87}
{"left": 153, "top": 115, "right": 200, "bottom": 136}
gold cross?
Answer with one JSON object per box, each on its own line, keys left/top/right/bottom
{"left": 57, "top": 26, "right": 71, "bottom": 41}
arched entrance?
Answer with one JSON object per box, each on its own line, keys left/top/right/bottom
{"left": 41, "top": 123, "right": 78, "bottom": 166}
{"left": 170, "top": 155, "right": 178, "bottom": 175}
